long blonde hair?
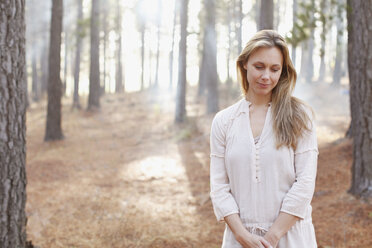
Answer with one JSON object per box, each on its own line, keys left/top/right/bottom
{"left": 236, "top": 30, "right": 312, "bottom": 150}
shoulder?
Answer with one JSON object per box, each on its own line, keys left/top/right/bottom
{"left": 212, "top": 98, "right": 247, "bottom": 126}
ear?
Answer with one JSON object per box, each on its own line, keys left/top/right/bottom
{"left": 243, "top": 61, "right": 248, "bottom": 70}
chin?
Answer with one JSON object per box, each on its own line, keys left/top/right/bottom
{"left": 255, "top": 89, "right": 273, "bottom": 95}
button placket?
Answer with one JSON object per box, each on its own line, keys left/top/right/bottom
{"left": 255, "top": 146, "right": 261, "bottom": 182}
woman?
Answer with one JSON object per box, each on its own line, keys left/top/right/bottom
{"left": 210, "top": 30, "right": 318, "bottom": 248}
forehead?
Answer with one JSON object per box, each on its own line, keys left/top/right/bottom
{"left": 248, "top": 46, "right": 283, "bottom": 66}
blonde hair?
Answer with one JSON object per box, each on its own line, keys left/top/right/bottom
{"left": 236, "top": 30, "right": 312, "bottom": 150}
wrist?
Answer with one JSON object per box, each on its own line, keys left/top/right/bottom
{"left": 266, "top": 227, "right": 282, "bottom": 241}
{"left": 234, "top": 227, "right": 250, "bottom": 242}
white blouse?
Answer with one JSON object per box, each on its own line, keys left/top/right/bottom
{"left": 210, "top": 98, "right": 318, "bottom": 248}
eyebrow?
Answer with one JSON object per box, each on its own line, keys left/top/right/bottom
{"left": 253, "top": 61, "right": 281, "bottom": 67}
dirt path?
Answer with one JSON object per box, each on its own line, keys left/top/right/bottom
{"left": 26, "top": 89, "right": 372, "bottom": 248}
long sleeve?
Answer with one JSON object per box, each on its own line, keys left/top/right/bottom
{"left": 280, "top": 117, "right": 318, "bottom": 219}
{"left": 210, "top": 112, "right": 239, "bottom": 222}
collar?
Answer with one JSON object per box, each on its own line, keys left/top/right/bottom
{"left": 240, "top": 98, "right": 271, "bottom": 114}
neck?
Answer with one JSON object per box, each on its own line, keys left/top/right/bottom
{"left": 245, "top": 90, "right": 272, "bottom": 107}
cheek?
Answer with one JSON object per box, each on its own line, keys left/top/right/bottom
{"left": 272, "top": 73, "right": 281, "bottom": 83}
{"left": 247, "top": 69, "right": 261, "bottom": 81}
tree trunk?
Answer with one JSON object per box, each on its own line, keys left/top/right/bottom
{"left": 236, "top": 0, "right": 242, "bottom": 55}
{"left": 347, "top": 0, "right": 372, "bottom": 198}
{"left": 154, "top": 0, "right": 162, "bottom": 89}
{"left": 332, "top": 0, "right": 344, "bottom": 86}
{"left": 115, "top": 0, "right": 124, "bottom": 93}
{"left": 45, "top": 0, "right": 64, "bottom": 141}
{"left": 140, "top": 25, "right": 145, "bottom": 91}
{"left": 40, "top": 40, "right": 49, "bottom": 96}
{"left": 305, "top": 0, "right": 315, "bottom": 83}
{"left": 291, "top": 0, "right": 297, "bottom": 66}
{"left": 273, "top": 0, "right": 280, "bottom": 30}
{"left": 259, "top": 0, "right": 274, "bottom": 30}
{"left": 32, "top": 51, "right": 39, "bottom": 102}
{"left": 299, "top": 42, "right": 307, "bottom": 83}
{"left": 175, "top": 0, "right": 188, "bottom": 123}
{"left": 305, "top": 37, "right": 314, "bottom": 83}
{"left": 198, "top": 31, "right": 206, "bottom": 96}
{"left": 63, "top": 31, "right": 68, "bottom": 96}
{"left": 169, "top": 1, "right": 177, "bottom": 90}
{"left": 226, "top": 2, "right": 232, "bottom": 86}
{"left": 318, "top": 0, "right": 327, "bottom": 83}
{"left": 73, "top": 0, "right": 83, "bottom": 109}
{"left": 204, "top": 0, "right": 219, "bottom": 113}
{"left": 148, "top": 48, "right": 152, "bottom": 88}
{"left": 88, "top": 0, "right": 100, "bottom": 110}
{"left": 24, "top": 59, "right": 29, "bottom": 109}
{"left": 0, "top": 0, "right": 28, "bottom": 246}
{"left": 255, "top": 0, "right": 260, "bottom": 31}
{"left": 102, "top": 0, "right": 109, "bottom": 94}
{"left": 318, "top": 39, "right": 326, "bottom": 82}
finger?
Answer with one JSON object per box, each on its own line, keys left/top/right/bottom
{"left": 260, "top": 238, "right": 273, "bottom": 248}
{"left": 257, "top": 242, "right": 265, "bottom": 248}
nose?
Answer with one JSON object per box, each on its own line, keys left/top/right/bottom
{"left": 261, "top": 70, "right": 270, "bottom": 81}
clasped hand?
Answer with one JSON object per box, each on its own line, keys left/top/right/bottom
{"left": 235, "top": 229, "right": 279, "bottom": 248}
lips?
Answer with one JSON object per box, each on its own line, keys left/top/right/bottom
{"left": 257, "top": 82, "right": 270, "bottom": 88}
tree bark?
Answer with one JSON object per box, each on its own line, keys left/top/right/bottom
{"left": 332, "top": 0, "right": 344, "bottom": 86}
{"left": 140, "top": 25, "right": 145, "bottom": 91}
{"left": 88, "top": 0, "right": 100, "bottom": 110}
{"left": 169, "top": 1, "right": 177, "bottom": 90}
{"left": 291, "top": 0, "right": 297, "bottom": 66}
{"left": 73, "top": 0, "right": 83, "bottom": 109}
{"left": 273, "top": 0, "right": 280, "bottom": 30}
{"left": 154, "top": 0, "right": 162, "bottom": 89}
{"left": 198, "top": 30, "right": 206, "bottom": 96}
{"left": 32, "top": 51, "right": 39, "bottom": 102}
{"left": 259, "top": 0, "right": 274, "bottom": 30}
{"left": 226, "top": 2, "right": 233, "bottom": 86}
{"left": 318, "top": 0, "right": 327, "bottom": 83}
{"left": 63, "top": 31, "right": 68, "bottom": 96}
{"left": 204, "top": 0, "right": 219, "bottom": 113}
{"left": 175, "top": 0, "right": 188, "bottom": 123}
{"left": 347, "top": 0, "right": 372, "bottom": 198}
{"left": 40, "top": 40, "right": 49, "bottom": 96}
{"left": 0, "top": 0, "right": 28, "bottom": 246}
{"left": 102, "top": 0, "right": 109, "bottom": 94}
{"left": 255, "top": 0, "right": 260, "bottom": 31}
{"left": 45, "top": 0, "right": 64, "bottom": 141}
{"left": 115, "top": 0, "right": 124, "bottom": 93}
{"left": 305, "top": 0, "right": 315, "bottom": 83}
{"left": 236, "top": 0, "right": 242, "bottom": 55}
{"left": 148, "top": 48, "right": 152, "bottom": 87}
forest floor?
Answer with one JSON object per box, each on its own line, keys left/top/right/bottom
{"left": 26, "top": 83, "right": 372, "bottom": 248}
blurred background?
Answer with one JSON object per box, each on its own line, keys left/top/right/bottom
{"left": 22, "top": 0, "right": 371, "bottom": 247}
{"left": 26, "top": 0, "right": 347, "bottom": 97}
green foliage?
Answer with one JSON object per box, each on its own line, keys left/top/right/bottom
{"left": 286, "top": 1, "right": 316, "bottom": 47}
{"left": 286, "top": 0, "right": 346, "bottom": 48}
{"left": 76, "top": 17, "right": 90, "bottom": 39}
